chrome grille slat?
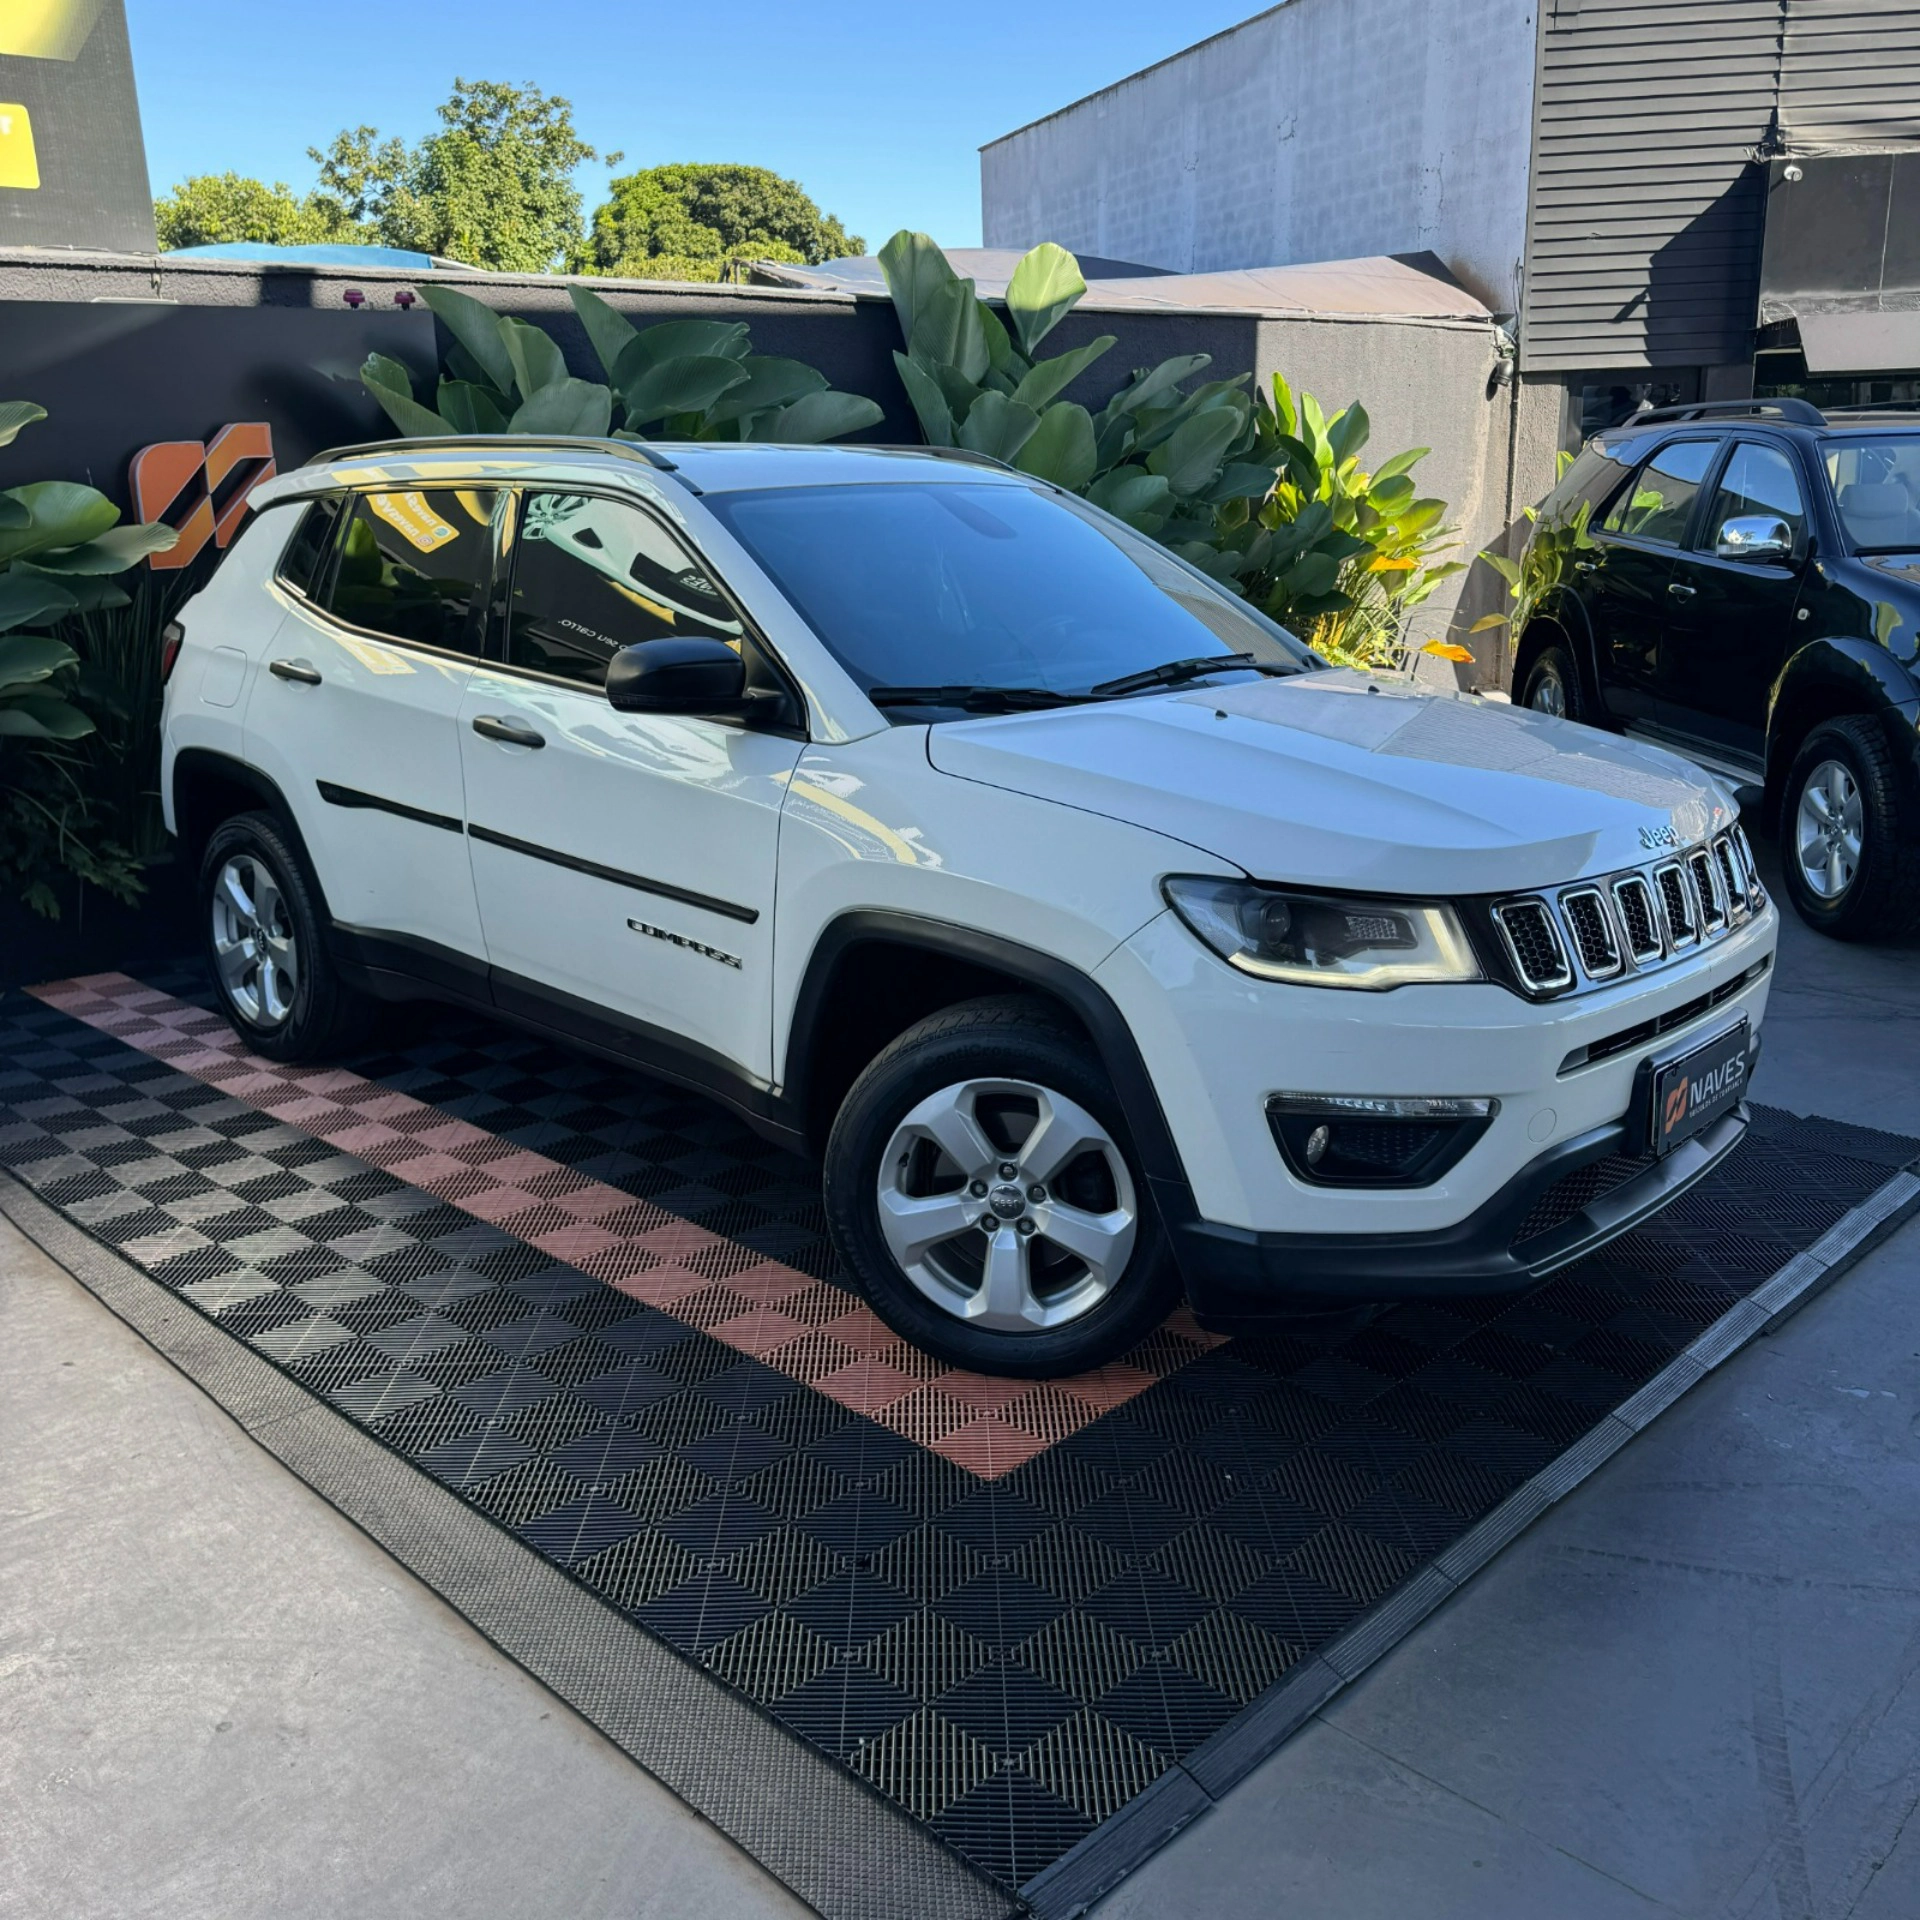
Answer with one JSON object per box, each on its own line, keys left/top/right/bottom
{"left": 1559, "top": 886, "right": 1624, "bottom": 980}
{"left": 1654, "top": 859, "right": 1698, "bottom": 949}
{"left": 1688, "top": 847, "right": 1728, "bottom": 935}
{"left": 1610, "top": 874, "right": 1664, "bottom": 963}
{"left": 1492, "top": 899, "right": 1573, "bottom": 992}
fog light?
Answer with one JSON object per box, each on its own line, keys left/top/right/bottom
{"left": 1267, "top": 1093, "right": 1499, "bottom": 1189}
{"left": 1305, "top": 1124, "right": 1330, "bottom": 1166}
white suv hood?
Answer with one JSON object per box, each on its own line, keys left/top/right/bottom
{"left": 926, "top": 671, "right": 1734, "bottom": 895}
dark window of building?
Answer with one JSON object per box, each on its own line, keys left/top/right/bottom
{"left": 275, "top": 495, "right": 343, "bottom": 597}
{"left": 323, "top": 489, "right": 499, "bottom": 654}
{"left": 1601, "top": 439, "right": 1720, "bottom": 546}
{"left": 506, "top": 491, "right": 743, "bottom": 689}
{"left": 1704, "top": 443, "right": 1807, "bottom": 549}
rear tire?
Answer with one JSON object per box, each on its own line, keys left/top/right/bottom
{"left": 1778, "top": 717, "right": 1920, "bottom": 941}
{"left": 1520, "top": 641, "right": 1591, "bottom": 724}
{"left": 823, "top": 995, "right": 1181, "bottom": 1377}
{"left": 199, "top": 812, "right": 374, "bottom": 1060}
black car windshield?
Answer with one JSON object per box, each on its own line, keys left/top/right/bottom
{"left": 702, "top": 480, "right": 1312, "bottom": 712}
{"left": 1825, "top": 437, "right": 1920, "bottom": 551}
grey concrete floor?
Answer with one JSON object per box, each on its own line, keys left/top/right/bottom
{"left": 2, "top": 844, "right": 1916, "bottom": 1920}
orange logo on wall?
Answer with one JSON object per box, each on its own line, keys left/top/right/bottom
{"left": 130, "top": 423, "right": 277, "bottom": 570}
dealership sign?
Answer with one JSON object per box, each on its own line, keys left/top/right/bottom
{"left": 130, "top": 424, "right": 278, "bottom": 570}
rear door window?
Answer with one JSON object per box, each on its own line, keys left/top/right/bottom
{"left": 1601, "top": 439, "right": 1720, "bottom": 546}
{"left": 320, "top": 488, "right": 500, "bottom": 655}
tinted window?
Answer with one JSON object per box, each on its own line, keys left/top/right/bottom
{"left": 704, "top": 482, "right": 1309, "bottom": 707}
{"left": 322, "top": 489, "right": 498, "bottom": 654}
{"left": 1825, "top": 436, "right": 1920, "bottom": 551}
{"left": 507, "top": 491, "right": 744, "bottom": 689}
{"left": 1601, "top": 439, "right": 1719, "bottom": 546}
{"left": 1705, "top": 443, "right": 1806, "bottom": 551}
{"left": 275, "top": 495, "right": 342, "bottom": 596}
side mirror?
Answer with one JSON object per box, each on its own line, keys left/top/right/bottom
{"left": 1714, "top": 514, "right": 1795, "bottom": 563}
{"left": 606, "top": 637, "right": 746, "bottom": 715}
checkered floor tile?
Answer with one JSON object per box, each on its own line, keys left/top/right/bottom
{"left": 4, "top": 969, "right": 1912, "bottom": 1892}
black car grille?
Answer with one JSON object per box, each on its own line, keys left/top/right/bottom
{"left": 1561, "top": 889, "right": 1622, "bottom": 978}
{"left": 1513, "top": 1148, "right": 1658, "bottom": 1248}
{"left": 1612, "top": 875, "right": 1662, "bottom": 962}
{"left": 1492, "top": 900, "right": 1572, "bottom": 991}
{"left": 1656, "top": 862, "right": 1697, "bottom": 944}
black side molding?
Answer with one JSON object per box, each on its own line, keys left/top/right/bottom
{"left": 468, "top": 822, "right": 759, "bottom": 925}
{"left": 317, "top": 781, "right": 463, "bottom": 833}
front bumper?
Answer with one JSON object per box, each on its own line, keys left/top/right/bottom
{"left": 1163, "top": 1101, "right": 1749, "bottom": 1328}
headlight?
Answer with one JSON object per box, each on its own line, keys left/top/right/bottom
{"left": 1162, "top": 877, "right": 1482, "bottom": 989}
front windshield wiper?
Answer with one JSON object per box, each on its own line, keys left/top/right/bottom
{"left": 1089, "top": 653, "right": 1293, "bottom": 699}
{"left": 866, "top": 684, "right": 1087, "bottom": 713}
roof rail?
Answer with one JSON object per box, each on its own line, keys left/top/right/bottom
{"left": 1626, "top": 398, "right": 1826, "bottom": 428}
{"left": 873, "top": 444, "right": 1015, "bottom": 472}
{"left": 304, "top": 433, "right": 682, "bottom": 474}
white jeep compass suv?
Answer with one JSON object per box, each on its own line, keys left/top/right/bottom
{"left": 161, "top": 436, "right": 1777, "bottom": 1377}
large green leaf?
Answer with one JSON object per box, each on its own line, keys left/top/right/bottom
{"left": 1369, "top": 446, "right": 1428, "bottom": 485}
{"left": 957, "top": 391, "right": 1041, "bottom": 464}
{"left": 612, "top": 320, "right": 752, "bottom": 391}
{"left": 622, "top": 354, "right": 750, "bottom": 425}
{"left": 703, "top": 356, "right": 828, "bottom": 430}
{"left": 0, "top": 482, "right": 120, "bottom": 566}
{"left": 877, "top": 230, "right": 961, "bottom": 354}
{"left": 1148, "top": 407, "right": 1243, "bottom": 498}
{"left": 29, "top": 522, "right": 178, "bottom": 574}
{"left": 1004, "top": 242, "right": 1086, "bottom": 356}
{"left": 436, "top": 379, "right": 510, "bottom": 436}
{"left": 1100, "top": 355, "right": 1211, "bottom": 428}
{"left": 507, "top": 379, "right": 613, "bottom": 437}
{"left": 0, "top": 497, "right": 28, "bottom": 531}
{"left": 1267, "top": 432, "right": 1322, "bottom": 492}
{"left": 892, "top": 351, "right": 956, "bottom": 447}
{"left": 500, "top": 319, "right": 568, "bottom": 402}
{"left": 0, "top": 401, "right": 47, "bottom": 449}
{"left": 1013, "top": 403, "right": 1096, "bottom": 491}
{"left": 929, "top": 359, "right": 985, "bottom": 421}
{"left": 1010, "top": 337, "right": 1114, "bottom": 413}
{"left": 0, "top": 632, "right": 79, "bottom": 686}
{"left": 0, "top": 570, "right": 77, "bottom": 634}
{"left": 0, "top": 689, "right": 92, "bottom": 739}
{"left": 16, "top": 564, "right": 127, "bottom": 614}
{"left": 1326, "top": 402, "right": 1370, "bottom": 466}
{"left": 1267, "top": 371, "right": 1299, "bottom": 437}
{"left": 1086, "top": 468, "right": 1173, "bottom": 528}
{"left": 978, "top": 302, "right": 1026, "bottom": 381}
{"left": 1280, "top": 551, "right": 1342, "bottom": 598}
{"left": 1206, "top": 461, "right": 1281, "bottom": 506}
{"left": 911, "top": 278, "right": 991, "bottom": 384}
{"left": 755, "top": 390, "right": 884, "bottom": 445}
{"left": 419, "top": 285, "right": 518, "bottom": 397}
{"left": 568, "top": 284, "right": 640, "bottom": 385}
{"left": 360, "top": 355, "right": 455, "bottom": 438}
{"left": 1367, "top": 473, "right": 1417, "bottom": 513}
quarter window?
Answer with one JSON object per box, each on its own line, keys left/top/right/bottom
{"left": 275, "top": 495, "right": 342, "bottom": 597}
{"left": 322, "top": 489, "right": 499, "bottom": 654}
{"left": 1601, "top": 439, "right": 1720, "bottom": 547}
{"left": 1705, "top": 443, "right": 1806, "bottom": 552}
{"left": 505, "top": 491, "right": 744, "bottom": 689}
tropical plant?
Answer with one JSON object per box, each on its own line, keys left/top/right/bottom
{"left": 1469, "top": 450, "right": 1596, "bottom": 642}
{"left": 583, "top": 164, "right": 863, "bottom": 282}
{"left": 0, "top": 402, "right": 176, "bottom": 915}
{"left": 360, "top": 283, "right": 883, "bottom": 445}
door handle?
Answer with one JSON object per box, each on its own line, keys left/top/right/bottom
{"left": 1666, "top": 582, "right": 1697, "bottom": 600}
{"left": 1573, "top": 559, "right": 1598, "bottom": 573}
{"left": 269, "top": 657, "right": 322, "bottom": 685}
{"left": 471, "top": 714, "right": 546, "bottom": 749}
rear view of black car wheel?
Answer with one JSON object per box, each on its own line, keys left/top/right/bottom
{"left": 1520, "top": 643, "right": 1591, "bottom": 724}
{"left": 1779, "top": 717, "right": 1920, "bottom": 941}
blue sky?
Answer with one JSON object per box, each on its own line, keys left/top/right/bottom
{"left": 125, "top": 0, "right": 1256, "bottom": 252}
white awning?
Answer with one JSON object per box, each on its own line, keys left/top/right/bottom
{"left": 1797, "top": 308, "right": 1920, "bottom": 374}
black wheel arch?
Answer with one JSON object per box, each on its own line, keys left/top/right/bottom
{"left": 172, "top": 749, "right": 333, "bottom": 916}
{"left": 1512, "top": 594, "right": 1603, "bottom": 714}
{"left": 1765, "top": 640, "right": 1920, "bottom": 819}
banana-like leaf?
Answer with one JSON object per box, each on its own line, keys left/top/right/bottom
{"left": 360, "top": 355, "right": 455, "bottom": 438}
{"left": 1369, "top": 446, "right": 1428, "bottom": 484}
{"left": 622, "top": 354, "right": 750, "bottom": 425}
{"left": 0, "top": 497, "right": 27, "bottom": 531}
{"left": 1100, "top": 354, "right": 1211, "bottom": 428}
{"left": 0, "top": 400, "right": 47, "bottom": 448}
{"left": 0, "top": 570, "right": 77, "bottom": 634}
{"left": 1280, "top": 551, "right": 1341, "bottom": 598}
{"left": 0, "top": 482, "right": 121, "bottom": 567}
{"left": 1205, "top": 461, "right": 1280, "bottom": 506}
{"left": 29, "top": 521, "right": 178, "bottom": 574}
{"left": 0, "top": 693, "right": 92, "bottom": 740}
{"left": 500, "top": 319, "right": 568, "bottom": 403}
{"left": 419, "top": 285, "right": 518, "bottom": 397}
{"left": 957, "top": 391, "right": 1041, "bottom": 464}
{"left": 928, "top": 359, "right": 985, "bottom": 422}
{"left": 1014, "top": 402, "right": 1096, "bottom": 491}
{"left": 612, "top": 320, "right": 752, "bottom": 394}
{"left": 877, "top": 230, "right": 962, "bottom": 354}
{"left": 1086, "top": 468, "right": 1173, "bottom": 527}
{"left": 978, "top": 302, "right": 1026, "bottom": 380}
{"left": 1479, "top": 550, "right": 1522, "bottom": 587}
{"left": 1367, "top": 473, "right": 1417, "bottom": 512}
{"left": 1010, "top": 336, "right": 1114, "bottom": 413}
{"left": 0, "top": 632, "right": 78, "bottom": 685}
{"left": 1267, "top": 371, "right": 1299, "bottom": 437}
{"left": 1467, "top": 613, "right": 1510, "bottom": 633}
{"left": 568, "top": 285, "right": 640, "bottom": 385}
{"left": 703, "top": 356, "right": 828, "bottom": 430}
{"left": 17, "top": 564, "right": 127, "bottom": 614}
{"left": 507, "top": 379, "right": 613, "bottom": 437}
{"left": 1124, "top": 377, "right": 1249, "bottom": 458}
{"left": 1326, "top": 402, "right": 1370, "bottom": 466}
{"left": 892, "top": 351, "right": 956, "bottom": 447}
{"left": 1300, "top": 391, "right": 1331, "bottom": 459}
{"left": 911, "top": 278, "right": 991, "bottom": 384}
{"left": 1148, "top": 407, "right": 1242, "bottom": 498}
{"left": 1004, "top": 242, "right": 1086, "bottom": 356}
{"left": 754, "top": 390, "right": 884, "bottom": 445}
{"left": 436, "top": 379, "right": 510, "bottom": 436}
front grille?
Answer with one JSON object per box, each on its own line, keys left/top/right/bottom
{"left": 1688, "top": 848, "right": 1727, "bottom": 934}
{"left": 1558, "top": 954, "right": 1771, "bottom": 1073}
{"left": 1656, "top": 861, "right": 1697, "bottom": 946}
{"left": 1493, "top": 899, "right": 1573, "bottom": 991}
{"left": 1560, "top": 888, "right": 1623, "bottom": 979}
{"left": 1512, "top": 1148, "right": 1657, "bottom": 1248}
{"left": 1715, "top": 837, "right": 1746, "bottom": 921}
{"left": 1612, "top": 874, "right": 1662, "bottom": 963}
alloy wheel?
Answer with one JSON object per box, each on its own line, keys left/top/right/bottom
{"left": 875, "top": 1077, "right": 1137, "bottom": 1332}
{"left": 1794, "top": 758, "right": 1864, "bottom": 900}
{"left": 210, "top": 853, "right": 300, "bottom": 1027}
{"left": 1527, "top": 666, "right": 1568, "bottom": 717}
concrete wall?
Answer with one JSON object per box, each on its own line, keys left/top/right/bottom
{"left": 981, "top": 0, "right": 1538, "bottom": 314}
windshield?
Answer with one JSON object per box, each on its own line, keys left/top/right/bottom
{"left": 703, "top": 480, "right": 1312, "bottom": 712}
{"left": 1825, "top": 437, "right": 1920, "bottom": 550}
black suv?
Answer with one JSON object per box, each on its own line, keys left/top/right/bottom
{"left": 1509, "top": 398, "right": 1920, "bottom": 940}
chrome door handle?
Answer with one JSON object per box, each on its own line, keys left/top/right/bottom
{"left": 1573, "top": 559, "right": 1598, "bottom": 573}
{"left": 269, "top": 657, "right": 322, "bottom": 685}
{"left": 1667, "top": 582, "right": 1697, "bottom": 600}
{"left": 471, "top": 714, "right": 546, "bottom": 749}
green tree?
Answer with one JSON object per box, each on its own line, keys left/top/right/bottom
{"left": 152, "top": 172, "right": 356, "bottom": 249}
{"left": 585, "top": 164, "right": 862, "bottom": 280}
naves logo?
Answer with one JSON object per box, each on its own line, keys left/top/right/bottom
{"left": 1662, "top": 1051, "right": 1747, "bottom": 1141}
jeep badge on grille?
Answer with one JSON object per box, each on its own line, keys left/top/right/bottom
{"left": 1639, "top": 823, "right": 1680, "bottom": 851}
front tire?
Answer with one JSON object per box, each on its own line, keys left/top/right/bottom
{"left": 1520, "top": 641, "right": 1591, "bottom": 724}
{"left": 1778, "top": 718, "right": 1920, "bottom": 941}
{"left": 199, "top": 812, "right": 373, "bottom": 1060}
{"left": 823, "top": 996, "right": 1181, "bottom": 1377}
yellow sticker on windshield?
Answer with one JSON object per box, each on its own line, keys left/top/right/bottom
{"left": 368, "top": 490, "right": 456, "bottom": 554}
{"left": 0, "top": 105, "right": 40, "bottom": 189}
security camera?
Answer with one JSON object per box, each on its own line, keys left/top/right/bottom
{"left": 1783, "top": 162, "right": 1804, "bottom": 182}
